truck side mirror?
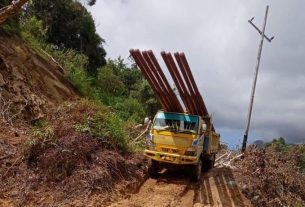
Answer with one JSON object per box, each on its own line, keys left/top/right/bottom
{"left": 144, "top": 117, "right": 150, "bottom": 125}
{"left": 201, "top": 123, "right": 207, "bottom": 132}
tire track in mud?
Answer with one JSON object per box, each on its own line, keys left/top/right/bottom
{"left": 108, "top": 167, "right": 252, "bottom": 207}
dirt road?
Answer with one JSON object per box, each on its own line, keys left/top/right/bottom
{"left": 108, "top": 167, "right": 252, "bottom": 207}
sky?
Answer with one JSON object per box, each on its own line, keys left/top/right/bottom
{"left": 87, "top": 0, "right": 305, "bottom": 148}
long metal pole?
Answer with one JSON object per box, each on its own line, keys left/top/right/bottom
{"left": 242, "top": 5, "right": 269, "bottom": 152}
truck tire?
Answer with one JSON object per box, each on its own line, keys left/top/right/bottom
{"left": 191, "top": 158, "right": 202, "bottom": 181}
{"left": 148, "top": 159, "right": 159, "bottom": 178}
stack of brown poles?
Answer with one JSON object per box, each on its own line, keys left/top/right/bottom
{"left": 130, "top": 49, "right": 215, "bottom": 131}
{"left": 130, "top": 49, "right": 183, "bottom": 113}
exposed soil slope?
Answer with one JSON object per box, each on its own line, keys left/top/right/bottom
{"left": 0, "top": 100, "right": 147, "bottom": 207}
{"left": 0, "top": 35, "right": 148, "bottom": 206}
{"left": 0, "top": 32, "right": 76, "bottom": 122}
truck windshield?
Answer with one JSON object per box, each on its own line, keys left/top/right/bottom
{"left": 153, "top": 112, "right": 199, "bottom": 134}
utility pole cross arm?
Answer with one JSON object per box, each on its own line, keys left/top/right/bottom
{"left": 248, "top": 16, "right": 275, "bottom": 42}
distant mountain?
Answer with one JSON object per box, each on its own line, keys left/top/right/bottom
{"left": 252, "top": 140, "right": 266, "bottom": 148}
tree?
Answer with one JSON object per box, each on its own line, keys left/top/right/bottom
{"left": 106, "top": 58, "right": 143, "bottom": 92}
{"left": 87, "top": 0, "right": 96, "bottom": 6}
{"left": 266, "top": 137, "right": 289, "bottom": 151}
{"left": 28, "top": 0, "right": 106, "bottom": 74}
{"left": 133, "top": 81, "right": 160, "bottom": 117}
{"left": 97, "top": 66, "right": 125, "bottom": 96}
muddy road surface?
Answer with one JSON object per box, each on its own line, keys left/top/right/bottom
{"left": 108, "top": 167, "right": 252, "bottom": 207}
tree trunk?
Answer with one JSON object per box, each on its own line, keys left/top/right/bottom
{"left": 0, "top": 0, "right": 29, "bottom": 25}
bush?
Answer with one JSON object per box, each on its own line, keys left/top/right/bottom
{"left": 265, "top": 137, "right": 291, "bottom": 152}
{"left": 114, "top": 97, "right": 145, "bottom": 123}
{"left": 45, "top": 48, "right": 93, "bottom": 97}
{"left": 25, "top": 119, "right": 57, "bottom": 166}
{"left": 97, "top": 66, "right": 125, "bottom": 96}
{"left": 20, "top": 16, "right": 46, "bottom": 43}
{"left": 132, "top": 81, "right": 160, "bottom": 117}
{"left": 57, "top": 49, "right": 91, "bottom": 95}
{"left": 74, "top": 100, "right": 128, "bottom": 151}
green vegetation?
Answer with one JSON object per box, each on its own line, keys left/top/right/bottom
{"left": 28, "top": 0, "right": 106, "bottom": 74}
{"left": 17, "top": 12, "right": 159, "bottom": 124}
{"left": 24, "top": 119, "right": 57, "bottom": 165}
{"left": 26, "top": 121, "right": 54, "bottom": 147}
{"left": 16, "top": 6, "right": 159, "bottom": 122}
{"left": 264, "top": 137, "right": 305, "bottom": 173}
{"left": 74, "top": 101, "right": 128, "bottom": 150}
{"left": 0, "top": 0, "right": 160, "bottom": 152}
{"left": 265, "top": 137, "right": 290, "bottom": 151}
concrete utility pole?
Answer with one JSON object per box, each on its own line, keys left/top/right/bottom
{"left": 242, "top": 5, "right": 274, "bottom": 152}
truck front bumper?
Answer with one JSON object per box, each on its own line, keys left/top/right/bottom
{"left": 144, "top": 149, "right": 198, "bottom": 164}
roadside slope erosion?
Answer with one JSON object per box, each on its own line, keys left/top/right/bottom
{"left": 0, "top": 32, "right": 76, "bottom": 122}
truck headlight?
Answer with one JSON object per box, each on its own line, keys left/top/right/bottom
{"left": 192, "top": 139, "right": 199, "bottom": 147}
{"left": 185, "top": 148, "right": 197, "bottom": 156}
{"left": 146, "top": 133, "right": 155, "bottom": 150}
{"left": 146, "top": 133, "right": 153, "bottom": 141}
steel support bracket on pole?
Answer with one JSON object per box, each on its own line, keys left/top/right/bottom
{"left": 248, "top": 17, "right": 275, "bottom": 42}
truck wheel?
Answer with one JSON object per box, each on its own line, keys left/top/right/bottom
{"left": 148, "top": 159, "right": 159, "bottom": 178}
{"left": 191, "top": 158, "right": 202, "bottom": 181}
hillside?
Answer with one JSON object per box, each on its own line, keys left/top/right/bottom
{"left": 0, "top": 32, "right": 76, "bottom": 122}
{"left": 0, "top": 33, "right": 147, "bottom": 206}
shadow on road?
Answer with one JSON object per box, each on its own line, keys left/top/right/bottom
{"left": 193, "top": 167, "right": 248, "bottom": 207}
{"left": 156, "top": 168, "right": 191, "bottom": 184}
{"left": 109, "top": 167, "right": 251, "bottom": 207}
{"left": 154, "top": 167, "right": 250, "bottom": 207}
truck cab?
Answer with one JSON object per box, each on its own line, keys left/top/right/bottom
{"left": 144, "top": 110, "right": 220, "bottom": 181}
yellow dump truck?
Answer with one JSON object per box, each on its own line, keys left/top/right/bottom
{"left": 144, "top": 111, "right": 219, "bottom": 181}
{"left": 129, "top": 49, "right": 220, "bottom": 181}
